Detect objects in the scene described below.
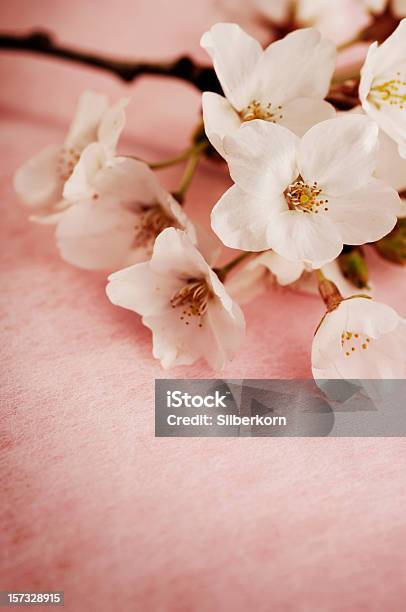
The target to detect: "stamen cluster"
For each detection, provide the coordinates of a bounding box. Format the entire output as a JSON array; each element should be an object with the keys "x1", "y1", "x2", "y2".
[
  {"x1": 170, "y1": 279, "x2": 212, "y2": 327},
  {"x1": 284, "y1": 179, "x2": 329, "y2": 214}
]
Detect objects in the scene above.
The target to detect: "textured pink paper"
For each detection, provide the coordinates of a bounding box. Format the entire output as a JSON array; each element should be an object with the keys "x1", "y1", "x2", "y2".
[{"x1": 1, "y1": 1, "x2": 406, "y2": 610}]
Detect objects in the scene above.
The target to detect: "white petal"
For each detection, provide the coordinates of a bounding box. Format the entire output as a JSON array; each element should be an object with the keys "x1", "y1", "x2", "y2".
[
  {"x1": 225, "y1": 264, "x2": 268, "y2": 305},
  {"x1": 299, "y1": 116, "x2": 379, "y2": 196},
  {"x1": 14, "y1": 145, "x2": 63, "y2": 209},
  {"x1": 200, "y1": 23, "x2": 262, "y2": 110},
  {"x1": 253, "y1": 251, "x2": 305, "y2": 285},
  {"x1": 94, "y1": 157, "x2": 163, "y2": 203},
  {"x1": 149, "y1": 228, "x2": 211, "y2": 280},
  {"x1": 30, "y1": 200, "x2": 70, "y2": 225},
  {"x1": 193, "y1": 223, "x2": 222, "y2": 267},
  {"x1": 223, "y1": 120, "x2": 299, "y2": 197},
  {"x1": 376, "y1": 127, "x2": 406, "y2": 191},
  {"x1": 312, "y1": 298, "x2": 404, "y2": 379},
  {"x1": 56, "y1": 199, "x2": 137, "y2": 270},
  {"x1": 203, "y1": 299, "x2": 245, "y2": 369},
  {"x1": 65, "y1": 91, "x2": 108, "y2": 150},
  {"x1": 254, "y1": 28, "x2": 336, "y2": 103},
  {"x1": 280, "y1": 98, "x2": 335, "y2": 137},
  {"x1": 97, "y1": 97, "x2": 129, "y2": 152},
  {"x1": 266, "y1": 210, "x2": 343, "y2": 267},
  {"x1": 368, "y1": 19, "x2": 406, "y2": 75},
  {"x1": 201, "y1": 92, "x2": 241, "y2": 157},
  {"x1": 211, "y1": 184, "x2": 285, "y2": 251},
  {"x1": 63, "y1": 143, "x2": 107, "y2": 202},
  {"x1": 107, "y1": 262, "x2": 178, "y2": 317},
  {"x1": 326, "y1": 179, "x2": 399, "y2": 244}
]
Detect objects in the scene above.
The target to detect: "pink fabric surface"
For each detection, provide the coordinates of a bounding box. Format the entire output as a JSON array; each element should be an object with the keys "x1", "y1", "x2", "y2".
[{"x1": 1, "y1": 1, "x2": 406, "y2": 610}]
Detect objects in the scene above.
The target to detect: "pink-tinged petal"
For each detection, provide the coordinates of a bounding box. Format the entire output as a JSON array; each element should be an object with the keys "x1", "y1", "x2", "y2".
[
  {"x1": 341, "y1": 297, "x2": 400, "y2": 338},
  {"x1": 253, "y1": 251, "x2": 305, "y2": 285},
  {"x1": 201, "y1": 92, "x2": 241, "y2": 157},
  {"x1": 30, "y1": 201, "x2": 70, "y2": 225},
  {"x1": 144, "y1": 293, "x2": 245, "y2": 370},
  {"x1": 312, "y1": 299, "x2": 405, "y2": 379},
  {"x1": 223, "y1": 120, "x2": 299, "y2": 198},
  {"x1": 193, "y1": 223, "x2": 222, "y2": 267},
  {"x1": 203, "y1": 299, "x2": 245, "y2": 370},
  {"x1": 14, "y1": 145, "x2": 63, "y2": 209},
  {"x1": 63, "y1": 143, "x2": 107, "y2": 202},
  {"x1": 56, "y1": 199, "x2": 137, "y2": 270},
  {"x1": 149, "y1": 228, "x2": 211, "y2": 280},
  {"x1": 211, "y1": 184, "x2": 285, "y2": 251},
  {"x1": 299, "y1": 116, "x2": 379, "y2": 196},
  {"x1": 159, "y1": 192, "x2": 197, "y2": 244},
  {"x1": 266, "y1": 210, "x2": 343, "y2": 268},
  {"x1": 254, "y1": 28, "x2": 336, "y2": 103},
  {"x1": 312, "y1": 306, "x2": 347, "y2": 372},
  {"x1": 200, "y1": 23, "x2": 262, "y2": 110},
  {"x1": 326, "y1": 179, "x2": 399, "y2": 245},
  {"x1": 376, "y1": 127, "x2": 406, "y2": 191},
  {"x1": 280, "y1": 98, "x2": 335, "y2": 137},
  {"x1": 107, "y1": 263, "x2": 178, "y2": 317},
  {"x1": 97, "y1": 98, "x2": 129, "y2": 152},
  {"x1": 65, "y1": 91, "x2": 108, "y2": 150},
  {"x1": 225, "y1": 264, "x2": 268, "y2": 305},
  {"x1": 93, "y1": 157, "x2": 162, "y2": 203}
]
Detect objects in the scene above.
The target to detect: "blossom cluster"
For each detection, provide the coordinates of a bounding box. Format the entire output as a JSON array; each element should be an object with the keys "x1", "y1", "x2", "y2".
[{"x1": 14, "y1": 13, "x2": 406, "y2": 378}]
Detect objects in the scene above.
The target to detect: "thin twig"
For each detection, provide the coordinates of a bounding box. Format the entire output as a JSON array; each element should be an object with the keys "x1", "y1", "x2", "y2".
[{"x1": 0, "y1": 30, "x2": 221, "y2": 93}]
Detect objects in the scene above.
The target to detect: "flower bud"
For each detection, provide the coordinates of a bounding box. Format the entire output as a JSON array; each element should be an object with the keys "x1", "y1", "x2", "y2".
[
  {"x1": 318, "y1": 278, "x2": 343, "y2": 312},
  {"x1": 374, "y1": 219, "x2": 406, "y2": 266},
  {"x1": 338, "y1": 246, "x2": 369, "y2": 289}
]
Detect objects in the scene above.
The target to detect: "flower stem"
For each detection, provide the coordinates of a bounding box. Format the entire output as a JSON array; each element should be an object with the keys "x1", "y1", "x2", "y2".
[
  {"x1": 172, "y1": 140, "x2": 209, "y2": 203},
  {"x1": 214, "y1": 252, "x2": 252, "y2": 281},
  {"x1": 147, "y1": 145, "x2": 198, "y2": 170},
  {"x1": 337, "y1": 35, "x2": 363, "y2": 52},
  {"x1": 0, "y1": 30, "x2": 221, "y2": 93}
]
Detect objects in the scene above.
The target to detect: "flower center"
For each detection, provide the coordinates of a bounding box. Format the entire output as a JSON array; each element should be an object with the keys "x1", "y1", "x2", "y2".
[
  {"x1": 133, "y1": 204, "x2": 174, "y2": 248},
  {"x1": 240, "y1": 100, "x2": 283, "y2": 123},
  {"x1": 284, "y1": 178, "x2": 329, "y2": 213},
  {"x1": 170, "y1": 279, "x2": 212, "y2": 327},
  {"x1": 57, "y1": 147, "x2": 81, "y2": 181},
  {"x1": 369, "y1": 72, "x2": 406, "y2": 110},
  {"x1": 341, "y1": 330, "x2": 371, "y2": 357}
]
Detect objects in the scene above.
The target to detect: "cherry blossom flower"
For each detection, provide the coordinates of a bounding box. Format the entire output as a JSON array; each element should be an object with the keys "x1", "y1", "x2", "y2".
[
  {"x1": 214, "y1": 0, "x2": 373, "y2": 45},
  {"x1": 365, "y1": 0, "x2": 406, "y2": 16},
  {"x1": 14, "y1": 91, "x2": 126, "y2": 216},
  {"x1": 56, "y1": 143, "x2": 195, "y2": 271},
  {"x1": 226, "y1": 251, "x2": 305, "y2": 304},
  {"x1": 312, "y1": 296, "x2": 406, "y2": 378},
  {"x1": 106, "y1": 228, "x2": 245, "y2": 369},
  {"x1": 211, "y1": 115, "x2": 400, "y2": 267},
  {"x1": 226, "y1": 254, "x2": 366, "y2": 305},
  {"x1": 200, "y1": 23, "x2": 336, "y2": 157},
  {"x1": 360, "y1": 19, "x2": 406, "y2": 159}
]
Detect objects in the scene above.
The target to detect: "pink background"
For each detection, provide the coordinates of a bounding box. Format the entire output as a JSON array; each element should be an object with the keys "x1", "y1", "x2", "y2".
[{"x1": 1, "y1": 1, "x2": 406, "y2": 609}]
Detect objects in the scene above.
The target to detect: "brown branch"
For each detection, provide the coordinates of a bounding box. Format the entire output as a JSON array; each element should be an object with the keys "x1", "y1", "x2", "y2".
[{"x1": 0, "y1": 30, "x2": 222, "y2": 93}]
